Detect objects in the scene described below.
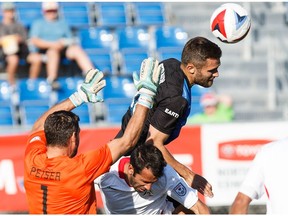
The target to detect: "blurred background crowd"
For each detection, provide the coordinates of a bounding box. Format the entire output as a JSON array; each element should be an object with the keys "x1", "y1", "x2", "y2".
[
  {"x1": 0, "y1": 2, "x2": 287, "y2": 128},
  {"x1": 1, "y1": 1, "x2": 288, "y2": 214}
]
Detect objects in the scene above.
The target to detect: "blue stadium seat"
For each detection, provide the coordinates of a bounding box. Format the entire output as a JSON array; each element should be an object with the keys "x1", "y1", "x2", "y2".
[
  {"x1": 15, "y1": 2, "x2": 42, "y2": 28},
  {"x1": 0, "y1": 105, "x2": 15, "y2": 126},
  {"x1": 157, "y1": 47, "x2": 182, "y2": 61},
  {"x1": 116, "y1": 26, "x2": 151, "y2": 51},
  {"x1": 18, "y1": 78, "x2": 53, "y2": 125},
  {"x1": 78, "y1": 27, "x2": 114, "y2": 51},
  {"x1": 133, "y1": 2, "x2": 165, "y2": 26},
  {"x1": 103, "y1": 75, "x2": 136, "y2": 123},
  {"x1": 105, "y1": 99, "x2": 130, "y2": 124},
  {"x1": 0, "y1": 80, "x2": 12, "y2": 103},
  {"x1": 20, "y1": 103, "x2": 50, "y2": 125},
  {"x1": 59, "y1": 2, "x2": 91, "y2": 29},
  {"x1": 57, "y1": 76, "x2": 83, "y2": 102},
  {"x1": 18, "y1": 78, "x2": 52, "y2": 102},
  {"x1": 72, "y1": 103, "x2": 92, "y2": 124},
  {"x1": 103, "y1": 75, "x2": 135, "y2": 99},
  {"x1": 57, "y1": 77, "x2": 93, "y2": 124},
  {"x1": 0, "y1": 80, "x2": 15, "y2": 126},
  {"x1": 85, "y1": 50, "x2": 114, "y2": 74},
  {"x1": 95, "y1": 2, "x2": 130, "y2": 27},
  {"x1": 120, "y1": 51, "x2": 149, "y2": 75},
  {"x1": 116, "y1": 26, "x2": 151, "y2": 75},
  {"x1": 155, "y1": 26, "x2": 188, "y2": 50}
]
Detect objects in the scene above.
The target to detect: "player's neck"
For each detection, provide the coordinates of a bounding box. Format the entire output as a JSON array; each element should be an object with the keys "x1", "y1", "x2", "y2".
[{"x1": 46, "y1": 146, "x2": 68, "y2": 158}]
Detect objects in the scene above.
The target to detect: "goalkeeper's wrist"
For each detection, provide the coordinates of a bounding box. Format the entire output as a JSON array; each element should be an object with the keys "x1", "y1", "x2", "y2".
[
  {"x1": 69, "y1": 92, "x2": 84, "y2": 107},
  {"x1": 136, "y1": 93, "x2": 154, "y2": 109}
]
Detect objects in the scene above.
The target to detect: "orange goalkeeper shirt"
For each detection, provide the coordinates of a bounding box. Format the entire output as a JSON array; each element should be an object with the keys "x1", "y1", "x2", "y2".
[{"x1": 24, "y1": 130, "x2": 112, "y2": 214}]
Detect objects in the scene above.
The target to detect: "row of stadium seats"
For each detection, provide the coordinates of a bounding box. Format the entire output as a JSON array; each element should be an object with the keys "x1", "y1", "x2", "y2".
[
  {"x1": 2, "y1": 25, "x2": 188, "y2": 78},
  {"x1": 0, "y1": 76, "x2": 136, "y2": 126},
  {"x1": 0, "y1": 76, "x2": 208, "y2": 126},
  {"x1": 0, "y1": 2, "x2": 166, "y2": 29},
  {"x1": 78, "y1": 25, "x2": 188, "y2": 75}
]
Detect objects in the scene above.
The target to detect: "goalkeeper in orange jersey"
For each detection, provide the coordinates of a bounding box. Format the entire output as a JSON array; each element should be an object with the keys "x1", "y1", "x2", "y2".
[{"x1": 24, "y1": 57, "x2": 162, "y2": 214}]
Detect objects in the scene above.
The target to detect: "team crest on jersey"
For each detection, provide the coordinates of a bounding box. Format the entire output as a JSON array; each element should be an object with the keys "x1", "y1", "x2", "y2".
[
  {"x1": 158, "y1": 63, "x2": 165, "y2": 84},
  {"x1": 173, "y1": 183, "x2": 186, "y2": 196}
]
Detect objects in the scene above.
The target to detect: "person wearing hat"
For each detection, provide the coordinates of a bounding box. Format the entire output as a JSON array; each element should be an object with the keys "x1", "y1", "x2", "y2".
[
  {"x1": 187, "y1": 92, "x2": 234, "y2": 124},
  {"x1": 0, "y1": 2, "x2": 41, "y2": 90},
  {"x1": 28, "y1": 2, "x2": 94, "y2": 89}
]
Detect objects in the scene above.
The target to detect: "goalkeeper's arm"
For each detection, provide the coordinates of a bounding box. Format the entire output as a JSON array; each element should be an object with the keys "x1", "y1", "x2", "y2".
[
  {"x1": 107, "y1": 57, "x2": 162, "y2": 163},
  {"x1": 31, "y1": 69, "x2": 106, "y2": 133}
]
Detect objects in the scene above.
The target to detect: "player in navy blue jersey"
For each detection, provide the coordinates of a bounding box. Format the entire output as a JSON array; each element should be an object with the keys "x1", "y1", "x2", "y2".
[{"x1": 115, "y1": 36, "x2": 222, "y2": 199}]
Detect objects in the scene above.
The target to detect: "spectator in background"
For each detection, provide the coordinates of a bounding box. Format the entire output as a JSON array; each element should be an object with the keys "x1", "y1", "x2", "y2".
[
  {"x1": 187, "y1": 92, "x2": 234, "y2": 124},
  {"x1": 230, "y1": 138, "x2": 288, "y2": 214},
  {"x1": 28, "y1": 2, "x2": 94, "y2": 89},
  {"x1": 0, "y1": 2, "x2": 41, "y2": 91}
]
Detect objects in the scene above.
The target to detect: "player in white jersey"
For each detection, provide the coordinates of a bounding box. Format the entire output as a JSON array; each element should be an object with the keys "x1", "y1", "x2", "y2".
[
  {"x1": 230, "y1": 138, "x2": 288, "y2": 214},
  {"x1": 95, "y1": 144, "x2": 210, "y2": 214}
]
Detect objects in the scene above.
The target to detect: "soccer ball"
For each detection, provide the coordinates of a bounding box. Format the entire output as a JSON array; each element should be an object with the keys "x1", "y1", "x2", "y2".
[{"x1": 210, "y1": 3, "x2": 251, "y2": 43}]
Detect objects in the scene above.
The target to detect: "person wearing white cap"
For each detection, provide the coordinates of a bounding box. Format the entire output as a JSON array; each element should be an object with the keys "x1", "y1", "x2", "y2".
[
  {"x1": 0, "y1": 2, "x2": 41, "y2": 90},
  {"x1": 187, "y1": 92, "x2": 234, "y2": 124},
  {"x1": 28, "y1": 2, "x2": 94, "y2": 89}
]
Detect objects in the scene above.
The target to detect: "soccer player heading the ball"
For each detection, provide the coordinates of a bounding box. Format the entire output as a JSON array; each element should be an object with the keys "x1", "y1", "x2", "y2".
[
  {"x1": 24, "y1": 57, "x2": 161, "y2": 214},
  {"x1": 115, "y1": 36, "x2": 222, "y2": 199}
]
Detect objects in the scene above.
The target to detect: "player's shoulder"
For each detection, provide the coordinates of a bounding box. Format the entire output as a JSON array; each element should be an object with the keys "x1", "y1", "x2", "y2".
[{"x1": 160, "y1": 58, "x2": 181, "y2": 72}]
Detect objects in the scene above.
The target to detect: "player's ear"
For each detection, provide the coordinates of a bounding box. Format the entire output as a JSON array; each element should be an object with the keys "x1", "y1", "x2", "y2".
[
  {"x1": 128, "y1": 164, "x2": 134, "y2": 175},
  {"x1": 186, "y1": 63, "x2": 196, "y2": 74}
]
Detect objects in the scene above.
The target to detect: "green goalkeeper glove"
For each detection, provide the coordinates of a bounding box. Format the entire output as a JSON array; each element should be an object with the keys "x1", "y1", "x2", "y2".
[
  {"x1": 69, "y1": 69, "x2": 106, "y2": 107},
  {"x1": 132, "y1": 57, "x2": 163, "y2": 108}
]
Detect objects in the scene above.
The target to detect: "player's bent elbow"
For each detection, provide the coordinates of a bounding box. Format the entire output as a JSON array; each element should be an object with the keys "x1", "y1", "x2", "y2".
[{"x1": 190, "y1": 200, "x2": 210, "y2": 214}]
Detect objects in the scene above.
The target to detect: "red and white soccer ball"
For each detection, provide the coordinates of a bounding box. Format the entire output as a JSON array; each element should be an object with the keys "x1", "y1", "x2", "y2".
[{"x1": 210, "y1": 3, "x2": 251, "y2": 43}]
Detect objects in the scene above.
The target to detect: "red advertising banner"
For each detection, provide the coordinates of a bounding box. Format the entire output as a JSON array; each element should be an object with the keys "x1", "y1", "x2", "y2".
[{"x1": 0, "y1": 126, "x2": 202, "y2": 213}]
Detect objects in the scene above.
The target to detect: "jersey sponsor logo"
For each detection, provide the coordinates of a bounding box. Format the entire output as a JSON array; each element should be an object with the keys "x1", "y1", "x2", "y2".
[
  {"x1": 164, "y1": 108, "x2": 179, "y2": 118},
  {"x1": 159, "y1": 63, "x2": 165, "y2": 84},
  {"x1": 29, "y1": 136, "x2": 41, "y2": 143},
  {"x1": 173, "y1": 182, "x2": 186, "y2": 196},
  {"x1": 218, "y1": 139, "x2": 272, "y2": 161}
]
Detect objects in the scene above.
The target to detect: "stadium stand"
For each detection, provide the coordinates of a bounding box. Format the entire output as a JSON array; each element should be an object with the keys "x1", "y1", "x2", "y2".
[
  {"x1": 1, "y1": 2, "x2": 288, "y2": 126},
  {"x1": 57, "y1": 76, "x2": 94, "y2": 124},
  {"x1": 59, "y1": 2, "x2": 92, "y2": 29},
  {"x1": 103, "y1": 75, "x2": 136, "y2": 123},
  {"x1": 78, "y1": 27, "x2": 116, "y2": 74},
  {"x1": 0, "y1": 80, "x2": 15, "y2": 126},
  {"x1": 95, "y1": 2, "x2": 131, "y2": 27},
  {"x1": 15, "y1": 2, "x2": 42, "y2": 28},
  {"x1": 116, "y1": 26, "x2": 151, "y2": 75},
  {"x1": 17, "y1": 78, "x2": 53, "y2": 125},
  {"x1": 132, "y1": 2, "x2": 165, "y2": 26}
]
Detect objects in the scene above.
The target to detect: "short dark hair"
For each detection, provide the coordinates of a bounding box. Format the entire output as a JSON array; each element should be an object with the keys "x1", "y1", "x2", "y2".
[
  {"x1": 181, "y1": 36, "x2": 222, "y2": 68},
  {"x1": 130, "y1": 144, "x2": 167, "y2": 178},
  {"x1": 44, "y1": 110, "x2": 80, "y2": 147}
]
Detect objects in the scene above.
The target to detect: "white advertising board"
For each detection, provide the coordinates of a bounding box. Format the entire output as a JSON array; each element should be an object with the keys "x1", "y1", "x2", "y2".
[{"x1": 201, "y1": 121, "x2": 288, "y2": 206}]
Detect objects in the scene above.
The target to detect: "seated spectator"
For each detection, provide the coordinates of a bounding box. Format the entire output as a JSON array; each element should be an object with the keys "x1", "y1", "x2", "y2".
[
  {"x1": 28, "y1": 2, "x2": 94, "y2": 89},
  {"x1": 187, "y1": 92, "x2": 234, "y2": 124},
  {"x1": 0, "y1": 2, "x2": 41, "y2": 91}
]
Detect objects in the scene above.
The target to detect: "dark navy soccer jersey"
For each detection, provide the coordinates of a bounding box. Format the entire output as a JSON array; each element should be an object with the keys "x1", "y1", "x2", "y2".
[{"x1": 115, "y1": 58, "x2": 191, "y2": 152}]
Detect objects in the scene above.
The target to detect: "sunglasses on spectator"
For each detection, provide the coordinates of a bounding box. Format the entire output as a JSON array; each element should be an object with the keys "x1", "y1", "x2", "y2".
[{"x1": 44, "y1": 9, "x2": 58, "y2": 13}]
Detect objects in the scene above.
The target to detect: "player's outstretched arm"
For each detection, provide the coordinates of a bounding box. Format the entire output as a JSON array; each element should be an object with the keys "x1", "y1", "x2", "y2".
[
  {"x1": 230, "y1": 192, "x2": 252, "y2": 214},
  {"x1": 108, "y1": 57, "x2": 161, "y2": 163},
  {"x1": 146, "y1": 125, "x2": 214, "y2": 198},
  {"x1": 31, "y1": 69, "x2": 106, "y2": 133},
  {"x1": 190, "y1": 199, "x2": 210, "y2": 214}
]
